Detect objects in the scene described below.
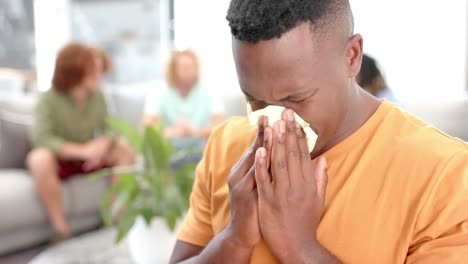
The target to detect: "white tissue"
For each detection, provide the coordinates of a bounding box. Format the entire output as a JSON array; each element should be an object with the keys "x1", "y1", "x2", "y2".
[{"x1": 247, "y1": 104, "x2": 318, "y2": 152}]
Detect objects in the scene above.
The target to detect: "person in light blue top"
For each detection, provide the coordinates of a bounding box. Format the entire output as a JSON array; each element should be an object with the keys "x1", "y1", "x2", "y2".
[
  {"x1": 143, "y1": 49, "x2": 224, "y2": 156},
  {"x1": 357, "y1": 53, "x2": 401, "y2": 106}
]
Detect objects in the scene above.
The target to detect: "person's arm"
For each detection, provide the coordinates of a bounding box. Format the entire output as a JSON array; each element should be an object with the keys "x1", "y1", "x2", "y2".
[
  {"x1": 142, "y1": 90, "x2": 183, "y2": 137},
  {"x1": 170, "y1": 148, "x2": 247, "y2": 263},
  {"x1": 171, "y1": 228, "x2": 255, "y2": 264},
  {"x1": 97, "y1": 91, "x2": 117, "y2": 142},
  {"x1": 142, "y1": 114, "x2": 160, "y2": 128},
  {"x1": 143, "y1": 114, "x2": 186, "y2": 138},
  {"x1": 191, "y1": 92, "x2": 225, "y2": 138},
  {"x1": 66, "y1": 92, "x2": 113, "y2": 165},
  {"x1": 57, "y1": 143, "x2": 89, "y2": 160},
  {"x1": 31, "y1": 94, "x2": 89, "y2": 160},
  {"x1": 284, "y1": 243, "x2": 341, "y2": 264},
  {"x1": 253, "y1": 111, "x2": 341, "y2": 264},
  {"x1": 406, "y1": 149, "x2": 468, "y2": 263},
  {"x1": 170, "y1": 118, "x2": 268, "y2": 263},
  {"x1": 142, "y1": 90, "x2": 163, "y2": 130}
]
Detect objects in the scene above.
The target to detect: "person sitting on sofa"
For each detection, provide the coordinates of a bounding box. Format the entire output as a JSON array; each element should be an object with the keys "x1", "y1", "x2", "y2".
[
  {"x1": 27, "y1": 43, "x2": 135, "y2": 239},
  {"x1": 143, "y1": 49, "x2": 224, "y2": 162},
  {"x1": 356, "y1": 53, "x2": 400, "y2": 104}
]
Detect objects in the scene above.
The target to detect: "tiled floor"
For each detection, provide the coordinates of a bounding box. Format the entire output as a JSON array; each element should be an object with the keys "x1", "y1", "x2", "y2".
[
  {"x1": 0, "y1": 244, "x2": 47, "y2": 264},
  {"x1": 0, "y1": 226, "x2": 102, "y2": 264},
  {"x1": 0, "y1": 221, "x2": 178, "y2": 264}
]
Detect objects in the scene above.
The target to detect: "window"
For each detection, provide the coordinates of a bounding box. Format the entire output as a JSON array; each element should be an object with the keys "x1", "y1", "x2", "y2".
[
  {"x1": 0, "y1": 0, "x2": 36, "y2": 94},
  {"x1": 71, "y1": 0, "x2": 174, "y2": 84}
]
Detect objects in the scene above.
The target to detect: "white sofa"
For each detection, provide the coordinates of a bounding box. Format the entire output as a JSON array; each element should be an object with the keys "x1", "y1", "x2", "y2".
[
  {"x1": 0, "y1": 86, "x2": 466, "y2": 255},
  {"x1": 0, "y1": 88, "x2": 247, "y2": 255},
  {"x1": 0, "y1": 95, "x2": 108, "y2": 254}
]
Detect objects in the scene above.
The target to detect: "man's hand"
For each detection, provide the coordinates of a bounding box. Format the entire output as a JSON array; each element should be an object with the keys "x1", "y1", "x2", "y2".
[
  {"x1": 254, "y1": 109, "x2": 333, "y2": 263},
  {"x1": 225, "y1": 116, "x2": 268, "y2": 251},
  {"x1": 82, "y1": 137, "x2": 112, "y2": 170}
]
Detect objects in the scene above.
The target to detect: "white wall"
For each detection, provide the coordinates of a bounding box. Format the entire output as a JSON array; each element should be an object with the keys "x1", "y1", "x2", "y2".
[
  {"x1": 352, "y1": 0, "x2": 467, "y2": 102},
  {"x1": 34, "y1": 0, "x2": 71, "y2": 91},
  {"x1": 174, "y1": 0, "x2": 468, "y2": 102},
  {"x1": 32, "y1": 1, "x2": 468, "y2": 99},
  {"x1": 174, "y1": 0, "x2": 240, "y2": 97}
]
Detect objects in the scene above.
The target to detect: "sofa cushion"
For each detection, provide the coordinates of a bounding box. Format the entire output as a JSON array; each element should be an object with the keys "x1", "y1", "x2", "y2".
[
  {"x1": 0, "y1": 169, "x2": 107, "y2": 233},
  {"x1": 67, "y1": 174, "x2": 108, "y2": 217},
  {"x1": 405, "y1": 98, "x2": 468, "y2": 141},
  {"x1": 0, "y1": 169, "x2": 54, "y2": 232},
  {"x1": 0, "y1": 95, "x2": 36, "y2": 168}
]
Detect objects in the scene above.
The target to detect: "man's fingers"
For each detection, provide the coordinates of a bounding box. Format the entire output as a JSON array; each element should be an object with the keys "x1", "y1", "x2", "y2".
[
  {"x1": 237, "y1": 165, "x2": 256, "y2": 192},
  {"x1": 283, "y1": 109, "x2": 302, "y2": 186},
  {"x1": 229, "y1": 116, "x2": 267, "y2": 186},
  {"x1": 255, "y1": 147, "x2": 272, "y2": 197},
  {"x1": 296, "y1": 122, "x2": 313, "y2": 180},
  {"x1": 271, "y1": 120, "x2": 289, "y2": 190},
  {"x1": 314, "y1": 156, "x2": 328, "y2": 204},
  {"x1": 240, "y1": 115, "x2": 267, "y2": 168},
  {"x1": 263, "y1": 126, "x2": 273, "y2": 169}
]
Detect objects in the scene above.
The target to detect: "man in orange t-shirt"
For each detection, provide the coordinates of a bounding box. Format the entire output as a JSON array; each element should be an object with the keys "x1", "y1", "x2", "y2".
[{"x1": 169, "y1": 0, "x2": 468, "y2": 263}]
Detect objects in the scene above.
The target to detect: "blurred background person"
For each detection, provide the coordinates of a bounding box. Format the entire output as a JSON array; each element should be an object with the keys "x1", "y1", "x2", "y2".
[
  {"x1": 357, "y1": 53, "x2": 400, "y2": 104},
  {"x1": 26, "y1": 43, "x2": 135, "y2": 240},
  {"x1": 143, "y1": 49, "x2": 224, "y2": 162}
]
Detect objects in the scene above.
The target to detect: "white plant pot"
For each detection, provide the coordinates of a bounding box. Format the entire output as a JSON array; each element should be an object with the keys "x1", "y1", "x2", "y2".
[{"x1": 127, "y1": 216, "x2": 179, "y2": 264}]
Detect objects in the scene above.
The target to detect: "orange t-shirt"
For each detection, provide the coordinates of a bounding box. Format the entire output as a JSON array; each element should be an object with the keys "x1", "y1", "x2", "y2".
[{"x1": 178, "y1": 100, "x2": 468, "y2": 263}]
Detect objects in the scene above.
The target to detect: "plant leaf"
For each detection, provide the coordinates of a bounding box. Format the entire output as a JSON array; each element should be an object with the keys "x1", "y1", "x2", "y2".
[
  {"x1": 174, "y1": 172, "x2": 193, "y2": 203},
  {"x1": 181, "y1": 162, "x2": 197, "y2": 173},
  {"x1": 115, "y1": 208, "x2": 138, "y2": 244},
  {"x1": 143, "y1": 126, "x2": 170, "y2": 171},
  {"x1": 164, "y1": 210, "x2": 177, "y2": 231},
  {"x1": 162, "y1": 185, "x2": 184, "y2": 231},
  {"x1": 87, "y1": 168, "x2": 113, "y2": 180},
  {"x1": 141, "y1": 207, "x2": 154, "y2": 226},
  {"x1": 174, "y1": 163, "x2": 196, "y2": 202},
  {"x1": 142, "y1": 126, "x2": 170, "y2": 205},
  {"x1": 100, "y1": 173, "x2": 137, "y2": 226},
  {"x1": 107, "y1": 117, "x2": 143, "y2": 152},
  {"x1": 115, "y1": 173, "x2": 137, "y2": 193},
  {"x1": 100, "y1": 188, "x2": 115, "y2": 226},
  {"x1": 120, "y1": 186, "x2": 138, "y2": 211}
]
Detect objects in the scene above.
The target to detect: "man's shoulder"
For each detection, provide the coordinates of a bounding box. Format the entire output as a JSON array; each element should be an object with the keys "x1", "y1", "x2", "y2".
[
  {"x1": 209, "y1": 116, "x2": 256, "y2": 151},
  {"x1": 389, "y1": 106, "x2": 467, "y2": 168},
  {"x1": 203, "y1": 116, "x2": 256, "y2": 172}
]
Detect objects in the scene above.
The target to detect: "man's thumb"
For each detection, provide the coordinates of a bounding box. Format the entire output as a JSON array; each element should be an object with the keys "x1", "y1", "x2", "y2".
[{"x1": 314, "y1": 156, "x2": 328, "y2": 204}]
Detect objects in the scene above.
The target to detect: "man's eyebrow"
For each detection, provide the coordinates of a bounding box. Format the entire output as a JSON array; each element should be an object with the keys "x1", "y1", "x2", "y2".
[
  {"x1": 241, "y1": 87, "x2": 316, "y2": 102},
  {"x1": 277, "y1": 88, "x2": 312, "y2": 101}
]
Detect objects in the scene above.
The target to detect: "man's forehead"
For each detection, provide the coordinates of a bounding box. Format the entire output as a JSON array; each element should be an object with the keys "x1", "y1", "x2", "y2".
[
  {"x1": 232, "y1": 23, "x2": 336, "y2": 102},
  {"x1": 233, "y1": 23, "x2": 319, "y2": 59}
]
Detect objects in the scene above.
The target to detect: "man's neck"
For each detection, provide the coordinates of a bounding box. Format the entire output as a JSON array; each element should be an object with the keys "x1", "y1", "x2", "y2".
[{"x1": 313, "y1": 84, "x2": 380, "y2": 159}]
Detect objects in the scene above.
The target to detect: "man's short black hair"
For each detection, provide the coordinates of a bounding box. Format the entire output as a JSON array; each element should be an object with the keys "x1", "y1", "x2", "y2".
[{"x1": 226, "y1": 0, "x2": 351, "y2": 43}]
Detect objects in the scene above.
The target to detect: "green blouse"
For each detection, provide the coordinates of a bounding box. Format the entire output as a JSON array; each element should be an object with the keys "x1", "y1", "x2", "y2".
[{"x1": 30, "y1": 88, "x2": 110, "y2": 153}]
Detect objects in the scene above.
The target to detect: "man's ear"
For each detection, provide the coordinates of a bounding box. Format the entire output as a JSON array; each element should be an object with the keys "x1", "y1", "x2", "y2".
[{"x1": 345, "y1": 34, "x2": 363, "y2": 78}]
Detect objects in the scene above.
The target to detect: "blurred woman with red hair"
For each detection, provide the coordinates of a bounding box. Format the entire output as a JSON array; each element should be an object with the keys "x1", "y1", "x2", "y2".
[{"x1": 27, "y1": 43, "x2": 135, "y2": 239}]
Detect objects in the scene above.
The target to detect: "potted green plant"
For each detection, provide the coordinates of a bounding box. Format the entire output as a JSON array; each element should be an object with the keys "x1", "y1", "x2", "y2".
[{"x1": 90, "y1": 118, "x2": 196, "y2": 263}]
